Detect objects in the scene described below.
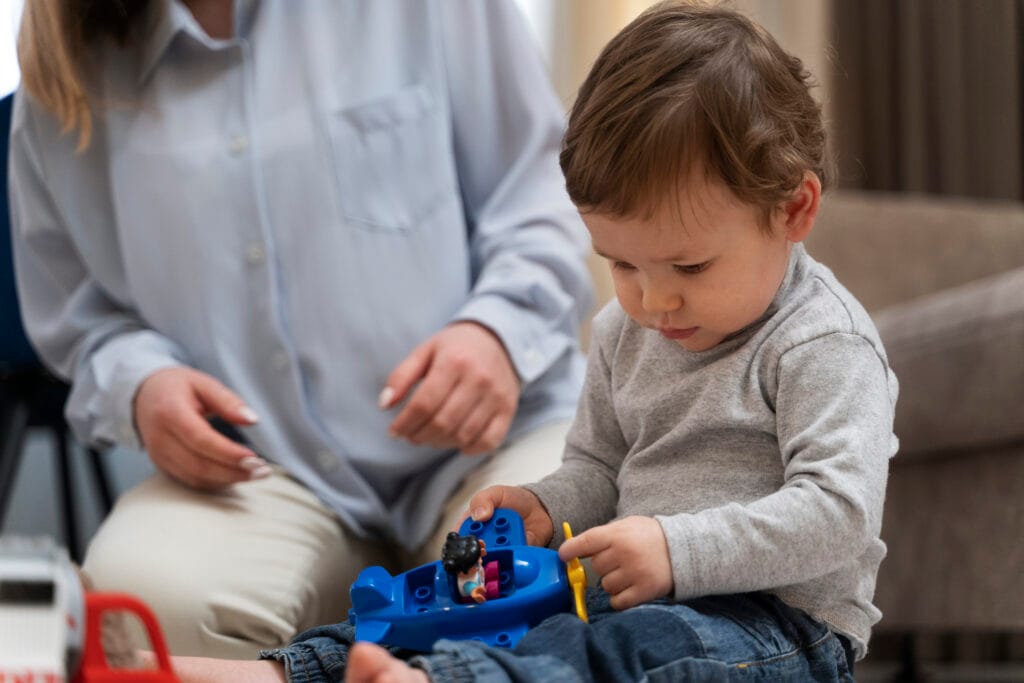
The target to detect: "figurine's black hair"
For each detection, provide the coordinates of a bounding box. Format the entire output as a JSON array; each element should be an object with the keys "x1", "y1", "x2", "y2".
[{"x1": 441, "y1": 532, "x2": 482, "y2": 574}]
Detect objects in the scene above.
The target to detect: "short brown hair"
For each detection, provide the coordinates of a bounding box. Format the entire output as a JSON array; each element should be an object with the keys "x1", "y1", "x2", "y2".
[{"x1": 561, "y1": 1, "x2": 833, "y2": 225}]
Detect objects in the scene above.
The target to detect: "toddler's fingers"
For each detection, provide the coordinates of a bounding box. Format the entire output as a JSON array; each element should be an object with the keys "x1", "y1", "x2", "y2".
[
  {"x1": 559, "y1": 527, "x2": 611, "y2": 561},
  {"x1": 452, "y1": 508, "x2": 473, "y2": 532},
  {"x1": 467, "y1": 485, "x2": 532, "y2": 522},
  {"x1": 586, "y1": 548, "x2": 620, "y2": 579},
  {"x1": 467, "y1": 488, "x2": 502, "y2": 522},
  {"x1": 597, "y1": 567, "x2": 629, "y2": 596},
  {"x1": 608, "y1": 585, "x2": 648, "y2": 611}
]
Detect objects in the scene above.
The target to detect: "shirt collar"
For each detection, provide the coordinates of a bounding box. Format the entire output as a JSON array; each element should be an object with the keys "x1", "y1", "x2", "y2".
[
  {"x1": 135, "y1": 0, "x2": 260, "y2": 87},
  {"x1": 135, "y1": 0, "x2": 193, "y2": 87},
  {"x1": 754, "y1": 242, "x2": 805, "y2": 326}
]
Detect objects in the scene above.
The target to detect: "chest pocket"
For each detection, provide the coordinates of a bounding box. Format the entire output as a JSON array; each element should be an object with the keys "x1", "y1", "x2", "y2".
[{"x1": 329, "y1": 84, "x2": 456, "y2": 231}]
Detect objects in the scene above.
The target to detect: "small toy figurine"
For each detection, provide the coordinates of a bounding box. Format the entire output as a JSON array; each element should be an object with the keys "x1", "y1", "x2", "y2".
[{"x1": 442, "y1": 532, "x2": 495, "y2": 604}]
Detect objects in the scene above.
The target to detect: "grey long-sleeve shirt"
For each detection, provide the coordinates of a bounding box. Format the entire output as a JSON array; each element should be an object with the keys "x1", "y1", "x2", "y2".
[{"x1": 527, "y1": 244, "x2": 899, "y2": 656}]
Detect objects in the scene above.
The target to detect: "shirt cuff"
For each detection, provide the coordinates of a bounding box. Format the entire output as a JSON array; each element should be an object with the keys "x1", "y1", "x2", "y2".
[
  {"x1": 67, "y1": 330, "x2": 187, "y2": 450},
  {"x1": 656, "y1": 513, "x2": 710, "y2": 602},
  {"x1": 453, "y1": 294, "x2": 572, "y2": 387}
]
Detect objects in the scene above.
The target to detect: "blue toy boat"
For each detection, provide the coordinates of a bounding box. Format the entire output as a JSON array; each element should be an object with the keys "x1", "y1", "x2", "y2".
[{"x1": 349, "y1": 510, "x2": 583, "y2": 651}]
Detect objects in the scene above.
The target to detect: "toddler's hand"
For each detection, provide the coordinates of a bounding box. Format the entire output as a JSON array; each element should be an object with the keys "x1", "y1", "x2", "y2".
[
  {"x1": 134, "y1": 367, "x2": 268, "y2": 490},
  {"x1": 463, "y1": 485, "x2": 555, "y2": 548},
  {"x1": 558, "y1": 516, "x2": 673, "y2": 610}
]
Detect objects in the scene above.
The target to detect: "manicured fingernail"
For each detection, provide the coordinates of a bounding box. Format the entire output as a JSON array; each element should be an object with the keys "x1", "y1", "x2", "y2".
[
  {"x1": 238, "y1": 406, "x2": 260, "y2": 424},
  {"x1": 378, "y1": 387, "x2": 394, "y2": 409},
  {"x1": 239, "y1": 456, "x2": 266, "y2": 471},
  {"x1": 249, "y1": 465, "x2": 273, "y2": 479}
]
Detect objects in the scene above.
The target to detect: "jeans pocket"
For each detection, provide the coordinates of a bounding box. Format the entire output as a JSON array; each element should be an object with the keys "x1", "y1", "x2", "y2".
[
  {"x1": 697, "y1": 594, "x2": 801, "y2": 658},
  {"x1": 328, "y1": 83, "x2": 457, "y2": 231}
]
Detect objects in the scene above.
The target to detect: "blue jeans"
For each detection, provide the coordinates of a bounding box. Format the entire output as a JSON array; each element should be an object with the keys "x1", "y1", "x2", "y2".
[{"x1": 261, "y1": 590, "x2": 855, "y2": 682}]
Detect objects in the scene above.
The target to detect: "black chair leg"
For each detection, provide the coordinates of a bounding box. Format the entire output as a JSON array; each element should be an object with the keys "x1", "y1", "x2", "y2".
[
  {"x1": 2, "y1": 374, "x2": 116, "y2": 557},
  {"x1": 55, "y1": 425, "x2": 82, "y2": 563},
  {"x1": 0, "y1": 398, "x2": 31, "y2": 530},
  {"x1": 85, "y1": 447, "x2": 114, "y2": 516},
  {"x1": 894, "y1": 633, "x2": 925, "y2": 682}
]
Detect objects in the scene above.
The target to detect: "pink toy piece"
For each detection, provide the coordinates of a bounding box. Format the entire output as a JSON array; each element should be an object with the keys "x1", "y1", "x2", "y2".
[{"x1": 484, "y1": 560, "x2": 501, "y2": 599}]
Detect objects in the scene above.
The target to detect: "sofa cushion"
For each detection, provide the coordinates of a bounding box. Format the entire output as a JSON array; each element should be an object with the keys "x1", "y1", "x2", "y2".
[
  {"x1": 874, "y1": 443, "x2": 1024, "y2": 630},
  {"x1": 809, "y1": 191, "x2": 1024, "y2": 311},
  {"x1": 874, "y1": 266, "x2": 1024, "y2": 461}
]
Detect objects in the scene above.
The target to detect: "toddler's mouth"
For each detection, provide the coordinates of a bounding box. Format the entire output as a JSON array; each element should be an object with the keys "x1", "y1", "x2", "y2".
[{"x1": 658, "y1": 326, "x2": 698, "y2": 340}]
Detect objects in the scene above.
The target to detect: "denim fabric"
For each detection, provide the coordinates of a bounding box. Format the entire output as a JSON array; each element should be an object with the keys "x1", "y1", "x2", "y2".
[{"x1": 260, "y1": 589, "x2": 855, "y2": 682}]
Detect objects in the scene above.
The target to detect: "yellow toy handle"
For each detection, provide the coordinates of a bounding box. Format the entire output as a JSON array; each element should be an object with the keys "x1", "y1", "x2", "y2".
[{"x1": 562, "y1": 522, "x2": 589, "y2": 623}]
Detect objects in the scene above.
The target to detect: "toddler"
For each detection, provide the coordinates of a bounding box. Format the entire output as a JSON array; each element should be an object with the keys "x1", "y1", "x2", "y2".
[{"x1": 168, "y1": 2, "x2": 898, "y2": 681}]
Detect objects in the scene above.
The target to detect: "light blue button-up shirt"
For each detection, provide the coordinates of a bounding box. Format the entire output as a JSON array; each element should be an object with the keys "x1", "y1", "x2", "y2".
[{"x1": 9, "y1": 0, "x2": 592, "y2": 548}]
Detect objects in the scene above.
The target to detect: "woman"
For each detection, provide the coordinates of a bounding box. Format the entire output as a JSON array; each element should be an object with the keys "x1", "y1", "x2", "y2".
[{"x1": 11, "y1": 0, "x2": 592, "y2": 658}]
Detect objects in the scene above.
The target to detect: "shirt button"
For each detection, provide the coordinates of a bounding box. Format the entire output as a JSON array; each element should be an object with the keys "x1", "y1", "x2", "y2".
[
  {"x1": 229, "y1": 135, "x2": 249, "y2": 155},
  {"x1": 317, "y1": 450, "x2": 338, "y2": 471},
  {"x1": 272, "y1": 351, "x2": 289, "y2": 370},
  {"x1": 245, "y1": 243, "x2": 265, "y2": 265}
]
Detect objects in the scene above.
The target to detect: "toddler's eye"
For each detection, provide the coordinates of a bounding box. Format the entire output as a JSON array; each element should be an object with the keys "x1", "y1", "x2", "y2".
[
  {"x1": 611, "y1": 261, "x2": 636, "y2": 271},
  {"x1": 674, "y1": 262, "x2": 710, "y2": 275}
]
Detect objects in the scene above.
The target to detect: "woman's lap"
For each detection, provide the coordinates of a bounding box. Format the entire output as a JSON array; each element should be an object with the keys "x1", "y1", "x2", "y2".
[
  {"x1": 80, "y1": 420, "x2": 572, "y2": 659},
  {"x1": 82, "y1": 468, "x2": 387, "y2": 658}
]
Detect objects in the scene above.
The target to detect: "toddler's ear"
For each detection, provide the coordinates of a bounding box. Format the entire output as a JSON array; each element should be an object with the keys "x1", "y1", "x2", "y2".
[{"x1": 780, "y1": 172, "x2": 821, "y2": 243}]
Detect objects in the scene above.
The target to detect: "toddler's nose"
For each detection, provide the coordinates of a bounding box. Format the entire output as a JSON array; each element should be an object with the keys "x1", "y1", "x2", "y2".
[{"x1": 642, "y1": 285, "x2": 683, "y2": 313}]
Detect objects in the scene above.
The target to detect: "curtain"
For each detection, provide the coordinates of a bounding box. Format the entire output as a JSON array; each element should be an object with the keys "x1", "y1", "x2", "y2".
[{"x1": 830, "y1": 0, "x2": 1024, "y2": 201}]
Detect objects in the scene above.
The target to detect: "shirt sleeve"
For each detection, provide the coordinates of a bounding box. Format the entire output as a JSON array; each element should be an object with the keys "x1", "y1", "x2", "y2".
[
  {"x1": 524, "y1": 314, "x2": 627, "y2": 546},
  {"x1": 9, "y1": 95, "x2": 187, "y2": 450},
  {"x1": 438, "y1": 0, "x2": 594, "y2": 387},
  {"x1": 656, "y1": 333, "x2": 898, "y2": 600}
]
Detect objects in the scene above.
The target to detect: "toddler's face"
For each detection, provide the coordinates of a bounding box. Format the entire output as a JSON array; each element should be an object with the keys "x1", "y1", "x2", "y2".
[{"x1": 584, "y1": 175, "x2": 795, "y2": 352}]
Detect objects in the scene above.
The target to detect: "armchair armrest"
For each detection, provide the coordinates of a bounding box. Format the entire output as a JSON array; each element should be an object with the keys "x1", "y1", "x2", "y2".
[
  {"x1": 874, "y1": 266, "x2": 1024, "y2": 460},
  {"x1": 807, "y1": 191, "x2": 1024, "y2": 311}
]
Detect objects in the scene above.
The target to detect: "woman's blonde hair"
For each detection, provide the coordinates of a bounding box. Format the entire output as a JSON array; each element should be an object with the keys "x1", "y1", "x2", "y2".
[{"x1": 17, "y1": 0, "x2": 148, "y2": 151}]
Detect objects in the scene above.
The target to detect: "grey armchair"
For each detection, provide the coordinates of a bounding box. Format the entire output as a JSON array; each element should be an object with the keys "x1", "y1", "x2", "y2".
[{"x1": 807, "y1": 191, "x2": 1024, "y2": 642}]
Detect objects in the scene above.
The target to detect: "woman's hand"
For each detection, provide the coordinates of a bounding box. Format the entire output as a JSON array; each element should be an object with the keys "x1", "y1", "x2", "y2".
[
  {"x1": 380, "y1": 322, "x2": 520, "y2": 455},
  {"x1": 558, "y1": 516, "x2": 674, "y2": 610},
  {"x1": 464, "y1": 485, "x2": 554, "y2": 548},
  {"x1": 133, "y1": 367, "x2": 269, "y2": 490}
]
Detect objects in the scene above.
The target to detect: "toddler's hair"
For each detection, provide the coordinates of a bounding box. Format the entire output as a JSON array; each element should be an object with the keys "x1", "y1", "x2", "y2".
[{"x1": 561, "y1": 0, "x2": 834, "y2": 226}]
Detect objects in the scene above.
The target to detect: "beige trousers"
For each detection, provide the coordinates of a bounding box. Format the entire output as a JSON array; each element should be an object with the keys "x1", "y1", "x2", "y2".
[{"x1": 82, "y1": 420, "x2": 570, "y2": 659}]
